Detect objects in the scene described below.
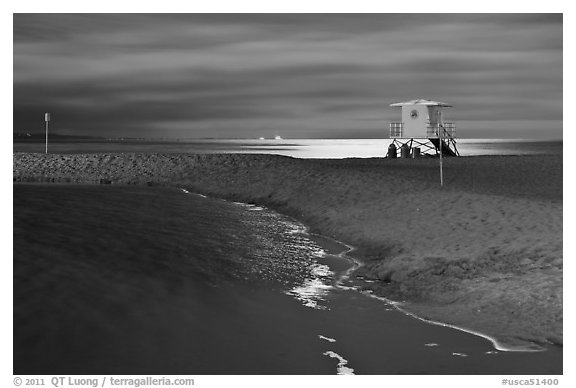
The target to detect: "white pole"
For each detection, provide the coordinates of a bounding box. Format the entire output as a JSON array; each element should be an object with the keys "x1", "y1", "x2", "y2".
[
  {"x1": 45, "y1": 112, "x2": 50, "y2": 154},
  {"x1": 438, "y1": 110, "x2": 443, "y2": 187}
]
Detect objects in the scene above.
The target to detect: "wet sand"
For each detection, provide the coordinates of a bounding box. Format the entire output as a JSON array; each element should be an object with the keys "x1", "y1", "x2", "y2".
[{"x1": 13, "y1": 152, "x2": 562, "y2": 350}]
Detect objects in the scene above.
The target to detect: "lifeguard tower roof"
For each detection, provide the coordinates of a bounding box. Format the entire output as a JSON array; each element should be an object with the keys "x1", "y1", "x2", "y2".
[{"x1": 390, "y1": 99, "x2": 452, "y2": 107}]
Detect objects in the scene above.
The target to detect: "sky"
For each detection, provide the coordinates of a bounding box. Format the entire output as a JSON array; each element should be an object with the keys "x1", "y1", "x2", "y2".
[{"x1": 13, "y1": 13, "x2": 563, "y2": 139}]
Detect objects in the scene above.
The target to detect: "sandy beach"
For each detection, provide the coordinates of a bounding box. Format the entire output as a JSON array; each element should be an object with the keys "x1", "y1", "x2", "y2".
[{"x1": 13, "y1": 152, "x2": 562, "y2": 350}]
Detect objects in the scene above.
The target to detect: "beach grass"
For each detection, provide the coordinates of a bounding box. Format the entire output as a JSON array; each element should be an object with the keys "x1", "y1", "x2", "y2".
[{"x1": 13, "y1": 152, "x2": 562, "y2": 350}]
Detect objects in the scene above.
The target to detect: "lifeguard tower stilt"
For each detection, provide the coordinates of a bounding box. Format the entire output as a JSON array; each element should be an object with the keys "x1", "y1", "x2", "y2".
[{"x1": 387, "y1": 99, "x2": 459, "y2": 158}]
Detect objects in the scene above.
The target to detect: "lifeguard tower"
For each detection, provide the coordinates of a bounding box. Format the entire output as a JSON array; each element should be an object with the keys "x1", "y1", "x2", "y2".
[{"x1": 388, "y1": 99, "x2": 459, "y2": 157}]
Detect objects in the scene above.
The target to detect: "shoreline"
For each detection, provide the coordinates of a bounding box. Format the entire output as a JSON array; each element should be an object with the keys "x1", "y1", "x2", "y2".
[
  {"x1": 168, "y1": 186, "x2": 555, "y2": 352},
  {"x1": 12, "y1": 152, "x2": 562, "y2": 350},
  {"x1": 305, "y1": 225, "x2": 545, "y2": 352}
]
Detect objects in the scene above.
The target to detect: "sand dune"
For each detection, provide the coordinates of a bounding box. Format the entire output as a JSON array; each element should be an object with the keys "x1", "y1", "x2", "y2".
[{"x1": 13, "y1": 152, "x2": 562, "y2": 349}]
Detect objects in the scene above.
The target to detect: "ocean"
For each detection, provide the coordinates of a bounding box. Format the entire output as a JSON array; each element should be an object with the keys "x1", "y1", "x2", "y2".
[
  {"x1": 13, "y1": 184, "x2": 562, "y2": 375},
  {"x1": 13, "y1": 138, "x2": 562, "y2": 158}
]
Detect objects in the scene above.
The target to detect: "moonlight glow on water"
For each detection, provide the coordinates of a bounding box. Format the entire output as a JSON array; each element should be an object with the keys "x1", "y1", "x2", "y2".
[{"x1": 12, "y1": 138, "x2": 562, "y2": 158}]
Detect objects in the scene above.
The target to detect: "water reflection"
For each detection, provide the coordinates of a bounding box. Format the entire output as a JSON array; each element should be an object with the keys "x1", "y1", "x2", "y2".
[
  {"x1": 13, "y1": 138, "x2": 561, "y2": 158},
  {"x1": 239, "y1": 138, "x2": 561, "y2": 158}
]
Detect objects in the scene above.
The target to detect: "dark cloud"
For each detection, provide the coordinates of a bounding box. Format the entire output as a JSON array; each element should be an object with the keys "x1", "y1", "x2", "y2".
[{"x1": 13, "y1": 14, "x2": 562, "y2": 139}]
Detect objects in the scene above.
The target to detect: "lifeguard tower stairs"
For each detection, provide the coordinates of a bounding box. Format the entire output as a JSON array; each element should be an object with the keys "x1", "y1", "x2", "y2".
[{"x1": 388, "y1": 99, "x2": 459, "y2": 158}]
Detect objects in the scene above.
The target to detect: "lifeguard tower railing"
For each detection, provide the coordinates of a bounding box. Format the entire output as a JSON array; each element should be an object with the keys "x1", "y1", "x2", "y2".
[
  {"x1": 426, "y1": 122, "x2": 455, "y2": 138},
  {"x1": 389, "y1": 120, "x2": 456, "y2": 139},
  {"x1": 389, "y1": 122, "x2": 404, "y2": 138},
  {"x1": 388, "y1": 120, "x2": 459, "y2": 156}
]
